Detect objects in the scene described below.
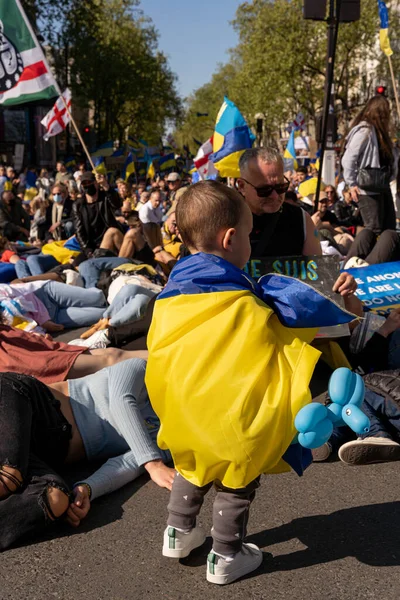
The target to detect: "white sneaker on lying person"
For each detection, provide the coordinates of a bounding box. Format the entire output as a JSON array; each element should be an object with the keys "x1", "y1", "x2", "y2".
[
  {"x1": 68, "y1": 329, "x2": 110, "y2": 349},
  {"x1": 344, "y1": 256, "x2": 369, "y2": 269},
  {"x1": 338, "y1": 437, "x2": 400, "y2": 465},
  {"x1": 64, "y1": 269, "x2": 84, "y2": 287}
]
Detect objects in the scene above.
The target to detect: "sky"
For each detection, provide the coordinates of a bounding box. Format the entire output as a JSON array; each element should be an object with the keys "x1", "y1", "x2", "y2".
[{"x1": 142, "y1": 0, "x2": 243, "y2": 99}]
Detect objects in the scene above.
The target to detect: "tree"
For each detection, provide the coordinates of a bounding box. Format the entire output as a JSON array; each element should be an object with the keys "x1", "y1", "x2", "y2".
[
  {"x1": 21, "y1": 0, "x2": 182, "y2": 144},
  {"x1": 175, "y1": 0, "x2": 400, "y2": 145}
]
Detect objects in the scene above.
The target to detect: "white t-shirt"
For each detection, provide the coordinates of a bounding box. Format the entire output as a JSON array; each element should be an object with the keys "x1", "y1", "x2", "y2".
[{"x1": 138, "y1": 200, "x2": 163, "y2": 224}]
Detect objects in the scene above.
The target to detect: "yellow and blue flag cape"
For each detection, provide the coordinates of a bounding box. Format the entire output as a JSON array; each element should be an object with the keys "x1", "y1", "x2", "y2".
[
  {"x1": 378, "y1": 0, "x2": 393, "y2": 57},
  {"x1": 283, "y1": 130, "x2": 298, "y2": 170},
  {"x1": 146, "y1": 253, "x2": 355, "y2": 489},
  {"x1": 210, "y1": 97, "x2": 255, "y2": 178}
]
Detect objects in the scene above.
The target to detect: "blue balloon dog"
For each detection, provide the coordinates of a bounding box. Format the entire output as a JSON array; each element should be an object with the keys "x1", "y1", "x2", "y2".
[{"x1": 294, "y1": 368, "x2": 371, "y2": 450}]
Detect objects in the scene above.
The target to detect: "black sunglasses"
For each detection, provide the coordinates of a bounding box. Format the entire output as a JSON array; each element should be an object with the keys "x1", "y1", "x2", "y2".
[{"x1": 240, "y1": 176, "x2": 290, "y2": 198}]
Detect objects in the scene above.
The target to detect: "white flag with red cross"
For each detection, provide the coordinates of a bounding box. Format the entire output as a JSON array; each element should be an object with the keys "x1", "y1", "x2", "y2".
[
  {"x1": 292, "y1": 112, "x2": 305, "y2": 131},
  {"x1": 193, "y1": 136, "x2": 218, "y2": 180},
  {"x1": 41, "y1": 88, "x2": 71, "y2": 141}
]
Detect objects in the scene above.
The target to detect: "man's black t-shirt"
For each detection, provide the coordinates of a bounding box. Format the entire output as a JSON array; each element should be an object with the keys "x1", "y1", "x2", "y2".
[{"x1": 250, "y1": 202, "x2": 306, "y2": 257}]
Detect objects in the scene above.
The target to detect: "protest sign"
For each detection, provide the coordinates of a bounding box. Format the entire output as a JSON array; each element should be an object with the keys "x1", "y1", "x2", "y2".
[
  {"x1": 346, "y1": 260, "x2": 400, "y2": 316},
  {"x1": 244, "y1": 255, "x2": 343, "y2": 306}
]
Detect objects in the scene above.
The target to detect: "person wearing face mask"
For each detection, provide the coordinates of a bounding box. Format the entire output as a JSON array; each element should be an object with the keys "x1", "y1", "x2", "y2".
[
  {"x1": 49, "y1": 183, "x2": 74, "y2": 241},
  {"x1": 72, "y1": 171, "x2": 126, "y2": 259},
  {"x1": 0, "y1": 190, "x2": 30, "y2": 241}
]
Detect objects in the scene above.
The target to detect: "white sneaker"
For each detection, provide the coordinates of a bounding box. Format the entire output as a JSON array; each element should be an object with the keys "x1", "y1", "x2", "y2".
[
  {"x1": 339, "y1": 437, "x2": 400, "y2": 465},
  {"x1": 206, "y1": 543, "x2": 263, "y2": 585},
  {"x1": 162, "y1": 526, "x2": 206, "y2": 558}
]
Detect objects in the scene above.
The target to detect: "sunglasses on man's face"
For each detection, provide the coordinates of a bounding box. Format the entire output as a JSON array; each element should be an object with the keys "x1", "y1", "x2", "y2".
[{"x1": 240, "y1": 176, "x2": 290, "y2": 198}]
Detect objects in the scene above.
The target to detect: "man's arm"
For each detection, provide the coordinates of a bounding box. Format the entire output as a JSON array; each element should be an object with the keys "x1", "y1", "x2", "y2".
[
  {"x1": 0, "y1": 207, "x2": 20, "y2": 237},
  {"x1": 302, "y1": 211, "x2": 322, "y2": 256},
  {"x1": 19, "y1": 205, "x2": 30, "y2": 231}
]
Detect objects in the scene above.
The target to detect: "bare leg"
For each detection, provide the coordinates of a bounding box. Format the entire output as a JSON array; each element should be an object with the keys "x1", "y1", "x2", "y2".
[
  {"x1": 119, "y1": 228, "x2": 146, "y2": 259},
  {"x1": 45, "y1": 487, "x2": 70, "y2": 520},
  {"x1": 66, "y1": 347, "x2": 148, "y2": 379},
  {"x1": 0, "y1": 466, "x2": 23, "y2": 499},
  {"x1": 100, "y1": 227, "x2": 124, "y2": 254}
]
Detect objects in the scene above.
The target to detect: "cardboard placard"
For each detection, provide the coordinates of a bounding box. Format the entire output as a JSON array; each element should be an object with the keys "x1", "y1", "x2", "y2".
[{"x1": 244, "y1": 255, "x2": 343, "y2": 306}]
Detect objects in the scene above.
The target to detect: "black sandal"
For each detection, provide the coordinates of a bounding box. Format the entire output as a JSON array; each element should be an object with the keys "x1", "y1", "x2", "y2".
[{"x1": 0, "y1": 468, "x2": 22, "y2": 494}]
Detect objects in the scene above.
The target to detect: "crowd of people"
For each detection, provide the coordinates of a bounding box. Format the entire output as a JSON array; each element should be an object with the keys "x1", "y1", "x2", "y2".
[{"x1": 1, "y1": 95, "x2": 400, "y2": 586}]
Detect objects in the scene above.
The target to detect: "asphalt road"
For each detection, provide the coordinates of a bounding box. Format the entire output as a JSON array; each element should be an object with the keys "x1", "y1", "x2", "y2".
[{"x1": 2, "y1": 332, "x2": 400, "y2": 599}]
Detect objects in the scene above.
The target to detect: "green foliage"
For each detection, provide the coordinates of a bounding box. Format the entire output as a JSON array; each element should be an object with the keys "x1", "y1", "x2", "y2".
[
  {"x1": 21, "y1": 0, "x2": 182, "y2": 144},
  {"x1": 175, "y1": 0, "x2": 400, "y2": 145}
]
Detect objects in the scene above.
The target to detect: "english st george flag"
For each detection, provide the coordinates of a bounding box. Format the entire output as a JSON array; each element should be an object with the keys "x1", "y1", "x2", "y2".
[
  {"x1": 0, "y1": 0, "x2": 58, "y2": 106},
  {"x1": 193, "y1": 137, "x2": 218, "y2": 180},
  {"x1": 41, "y1": 89, "x2": 71, "y2": 141}
]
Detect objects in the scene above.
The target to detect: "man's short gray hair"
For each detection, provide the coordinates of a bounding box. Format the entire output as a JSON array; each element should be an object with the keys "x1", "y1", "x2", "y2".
[{"x1": 239, "y1": 147, "x2": 283, "y2": 174}]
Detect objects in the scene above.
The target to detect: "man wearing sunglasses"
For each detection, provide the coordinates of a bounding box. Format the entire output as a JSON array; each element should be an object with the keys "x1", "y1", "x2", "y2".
[
  {"x1": 237, "y1": 147, "x2": 321, "y2": 258},
  {"x1": 237, "y1": 147, "x2": 357, "y2": 297}
]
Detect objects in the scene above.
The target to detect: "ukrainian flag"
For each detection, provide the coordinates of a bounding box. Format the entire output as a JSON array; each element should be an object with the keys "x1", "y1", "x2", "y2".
[
  {"x1": 128, "y1": 135, "x2": 140, "y2": 148},
  {"x1": 137, "y1": 160, "x2": 147, "y2": 176},
  {"x1": 284, "y1": 130, "x2": 298, "y2": 170},
  {"x1": 92, "y1": 156, "x2": 107, "y2": 176},
  {"x1": 159, "y1": 153, "x2": 176, "y2": 171},
  {"x1": 65, "y1": 156, "x2": 76, "y2": 172},
  {"x1": 210, "y1": 97, "x2": 255, "y2": 178},
  {"x1": 147, "y1": 158, "x2": 155, "y2": 180},
  {"x1": 378, "y1": 0, "x2": 393, "y2": 56},
  {"x1": 91, "y1": 141, "x2": 114, "y2": 158},
  {"x1": 123, "y1": 152, "x2": 136, "y2": 182}
]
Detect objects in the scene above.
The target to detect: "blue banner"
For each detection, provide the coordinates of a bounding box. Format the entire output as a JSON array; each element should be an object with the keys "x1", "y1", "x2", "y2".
[{"x1": 347, "y1": 261, "x2": 400, "y2": 316}]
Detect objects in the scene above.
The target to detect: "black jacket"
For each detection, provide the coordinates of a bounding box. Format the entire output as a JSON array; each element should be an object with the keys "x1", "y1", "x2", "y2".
[
  {"x1": 333, "y1": 201, "x2": 363, "y2": 228},
  {"x1": 72, "y1": 189, "x2": 123, "y2": 257},
  {"x1": 0, "y1": 201, "x2": 30, "y2": 241}
]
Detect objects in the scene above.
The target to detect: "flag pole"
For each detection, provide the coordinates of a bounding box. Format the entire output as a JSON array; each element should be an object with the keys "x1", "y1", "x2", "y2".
[
  {"x1": 59, "y1": 95, "x2": 95, "y2": 170},
  {"x1": 387, "y1": 54, "x2": 400, "y2": 122},
  {"x1": 15, "y1": 0, "x2": 96, "y2": 171}
]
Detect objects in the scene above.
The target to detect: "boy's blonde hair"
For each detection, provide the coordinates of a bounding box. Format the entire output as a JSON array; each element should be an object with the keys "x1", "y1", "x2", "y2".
[{"x1": 176, "y1": 181, "x2": 244, "y2": 251}]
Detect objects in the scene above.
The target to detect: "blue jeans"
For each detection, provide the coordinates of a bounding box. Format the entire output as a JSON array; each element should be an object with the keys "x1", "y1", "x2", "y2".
[
  {"x1": 79, "y1": 257, "x2": 133, "y2": 288},
  {"x1": 35, "y1": 281, "x2": 106, "y2": 328},
  {"x1": 388, "y1": 330, "x2": 400, "y2": 369},
  {"x1": 104, "y1": 284, "x2": 155, "y2": 327},
  {"x1": 15, "y1": 254, "x2": 59, "y2": 278},
  {"x1": 329, "y1": 388, "x2": 400, "y2": 448}
]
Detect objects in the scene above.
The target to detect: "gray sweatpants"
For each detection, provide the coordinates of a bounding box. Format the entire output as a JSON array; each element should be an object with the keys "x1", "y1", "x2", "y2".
[{"x1": 167, "y1": 472, "x2": 260, "y2": 554}]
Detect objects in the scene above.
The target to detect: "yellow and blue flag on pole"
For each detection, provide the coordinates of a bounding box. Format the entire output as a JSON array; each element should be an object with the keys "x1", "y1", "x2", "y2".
[
  {"x1": 283, "y1": 130, "x2": 298, "y2": 170},
  {"x1": 159, "y1": 153, "x2": 176, "y2": 171},
  {"x1": 210, "y1": 97, "x2": 255, "y2": 178},
  {"x1": 92, "y1": 156, "x2": 107, "y2": 176},
  {"x1": 123, "y1": 152, "x2": 136, "y2": 182},
  {"x1": 91, "y1": 141, "x2": 114, "y2": 158},
  {"x1": 147, "y1": 158, "x2": 155, "y2": 180},
  {"x1": 378, "y1": 0, "x2": 393, "y2": 57}
]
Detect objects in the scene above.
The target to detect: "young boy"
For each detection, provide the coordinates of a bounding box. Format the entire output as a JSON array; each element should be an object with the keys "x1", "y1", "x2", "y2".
[{"x1": 145, "y1": 181, "x2": 352, "y2": 585}]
